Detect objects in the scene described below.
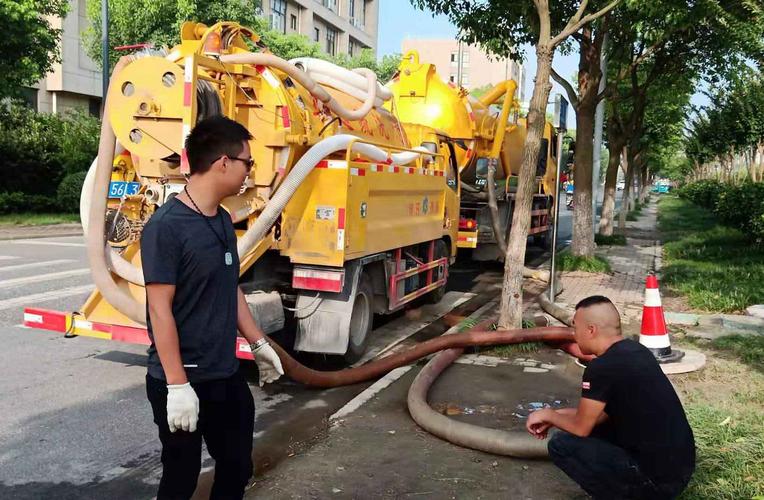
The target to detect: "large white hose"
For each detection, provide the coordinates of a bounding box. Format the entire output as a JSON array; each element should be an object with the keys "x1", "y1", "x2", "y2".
[
  {"x1": 290, "y1": 57, "x2": 393, "y2": 101},
  {"x1": 219, "y1": 53, "x2": 377, "y2": 122},
  {"x1": 237, "y1": 134, "x2": 429, "y2": 258},
  {"x1": 88, "y1": 58, "x2": 145, "y2": 324},
  {"x1": 80, "y1": 147, "x2": 146, "y2": 286},
  {"x1": 309, "y1": 71, "x2": 384, "y2": 109}
]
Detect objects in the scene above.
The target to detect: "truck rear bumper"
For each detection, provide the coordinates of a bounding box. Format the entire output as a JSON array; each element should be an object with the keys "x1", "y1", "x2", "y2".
[{"x1": 23, "y1": 307, "x2": 255, "y2": 360}]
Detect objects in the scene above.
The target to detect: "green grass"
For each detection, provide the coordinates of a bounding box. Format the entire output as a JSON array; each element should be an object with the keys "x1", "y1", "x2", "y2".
[
  {"x1": 673, "y1": 335, "x2": 764, "y2": 499},
  {"x1": 556, "y1": 250, "x2": 611, "y2": 273},
  {"x1": 658, "y1": 196, "x2": 764, "y2": 312},
  {"x1": 485, "y1": 342, "x2": 543, "y2": 358},
  {"x1": 595, "y1": 233, "x2": 627, "y2": 246},
  {"x1": 0, "y1": 213, "x2": 80, "y2": 226},
  {"x1": 626, "y1": 211, "x2": 639, "y2": 221}
]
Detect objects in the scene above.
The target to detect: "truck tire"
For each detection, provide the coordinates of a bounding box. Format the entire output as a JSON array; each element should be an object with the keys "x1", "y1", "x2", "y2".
[
  {"x1": 344, "y1": 273, "x2": 374, "y2": 363},
  {"x1": 424, "y1": 240, "x2": 449, "y2": 304}
]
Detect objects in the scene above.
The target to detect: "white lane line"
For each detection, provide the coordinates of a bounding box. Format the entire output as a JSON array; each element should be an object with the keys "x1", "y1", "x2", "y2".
[
  {"x1": 0, "y1": 284, "x2": 93, "y2": 311},
  {"x1": 330, "y1": 366, "x2": 414, "y2": 422},
  {"x1": 10, "y1": 240, "x2": 86, "y2": 247},
  {"x1": 0, "y1": 259, "x2": 75, "y2": 273},
  {"x1": 0, "y1": 268, "x2": 91, "y2": 289},
  {"x1": 0, "y1": 256, "x2": 19, "y2": 261}
]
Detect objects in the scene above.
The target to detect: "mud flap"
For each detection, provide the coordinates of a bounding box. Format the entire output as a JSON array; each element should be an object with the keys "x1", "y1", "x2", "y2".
[{"x1": 294, "y1": 260, "x2": 363, "y2": 354}]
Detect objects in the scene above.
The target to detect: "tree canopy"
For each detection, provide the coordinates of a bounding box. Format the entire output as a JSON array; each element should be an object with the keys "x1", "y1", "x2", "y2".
[{"x1": 0, "y1": 0, "x2": 68, "y2": 98}]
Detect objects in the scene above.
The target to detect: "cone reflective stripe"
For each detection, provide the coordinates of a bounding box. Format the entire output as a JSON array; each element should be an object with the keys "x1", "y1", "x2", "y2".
[{"x1": 640, "y1": 274, "x2": 684, "y2": 363}]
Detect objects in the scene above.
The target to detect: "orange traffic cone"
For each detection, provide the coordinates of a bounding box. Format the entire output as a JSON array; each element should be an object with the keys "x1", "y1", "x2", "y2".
[{"x1": 640, "y1": 274, "x2": 684, "y2": 363}]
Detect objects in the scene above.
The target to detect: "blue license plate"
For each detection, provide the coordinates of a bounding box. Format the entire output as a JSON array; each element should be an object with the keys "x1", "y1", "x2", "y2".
[{"x1": 108, "y1": 181, "x2": 141, "y2": 198}]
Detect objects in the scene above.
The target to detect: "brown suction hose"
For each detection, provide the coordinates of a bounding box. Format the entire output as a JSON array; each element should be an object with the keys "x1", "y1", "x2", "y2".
[{"x1": 268, "y1": 326, "x2": 575, "y2": 388}]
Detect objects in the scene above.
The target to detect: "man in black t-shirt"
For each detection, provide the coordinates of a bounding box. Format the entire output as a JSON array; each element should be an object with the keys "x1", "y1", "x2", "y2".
[
  {"x1": 141, "y1": 116, "x2": 284, "y2": 499},
  {"x1": 526, "y1": 295, "x2": 695, "y2": 499}
]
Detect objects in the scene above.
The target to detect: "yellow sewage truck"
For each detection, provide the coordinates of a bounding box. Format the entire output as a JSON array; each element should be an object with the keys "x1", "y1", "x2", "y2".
[{"x1": 387, "y1": 51, "x2": 558, "y2": 260}]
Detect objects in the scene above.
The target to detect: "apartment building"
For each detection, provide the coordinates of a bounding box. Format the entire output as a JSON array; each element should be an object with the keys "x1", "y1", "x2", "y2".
[
  {"x1": 26, "y1": 0, "x2": 102, "y2": 115},
  {"x1": 259, "y1": 0, "x2": 379, "y2": 57},
  {"x1": 401, "y1": 39, "x2": 526, "y2": 101}
]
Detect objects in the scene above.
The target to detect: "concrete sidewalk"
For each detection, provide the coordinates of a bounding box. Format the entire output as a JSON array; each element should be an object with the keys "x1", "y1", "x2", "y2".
[{"x1": 556, "y1": 200, "x2": 661, "y2": 324}]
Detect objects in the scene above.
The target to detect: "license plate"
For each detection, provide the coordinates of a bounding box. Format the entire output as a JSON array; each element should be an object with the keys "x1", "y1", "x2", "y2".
[{"x1": 108, "y1": 181, "x2": 141, "y2": 198}]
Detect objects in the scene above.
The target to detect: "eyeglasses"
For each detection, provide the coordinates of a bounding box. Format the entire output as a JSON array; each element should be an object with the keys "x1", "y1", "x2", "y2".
[{"x1": 214, "y1": 155, "x2": 254, "y2": 172}]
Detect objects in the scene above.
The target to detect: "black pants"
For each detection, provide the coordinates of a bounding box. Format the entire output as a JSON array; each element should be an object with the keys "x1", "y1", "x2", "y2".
[
  {"x1": 146, "y1": 372, "x2": 255, "y2": 500},
  {"x1": 548, "y1": 430, "x2": 690, "y2": 500}
]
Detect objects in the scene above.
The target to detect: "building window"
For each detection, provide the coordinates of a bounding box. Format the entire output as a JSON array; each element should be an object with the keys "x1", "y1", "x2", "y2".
[
  {"x1": 89, "y1": 97, "x2": 101, "y2": 117},
  {"x1": 349, "y1": 38, "x2": 356, "y2": 57},
  {"x1": 349, "y1": 0, "x2": 356, "y2": 18},
  {"x1": 290, "y1": 14, "x2": 298, "y2": 30},
  {"x1": 271, "y1": 0, "x2": 286, "y2": 33},
  {"x1": 450, "y1": 52, "x2": 457, "y2": 64},
  {"x1": 20, "y1": 88, "x2": 38, "y2": 111},
  {"x1": 314, "y1": 27, "x2": 320, "y2": 42},
  {"x1": 326, "y1": 26, "x2": 337, "y2": 56},
  {"x1": 449, "y1": 74, "x2": 456, "y2": 83},
  {"x1": 322, "y1": 0, "x2": 338, "y2": 12}
]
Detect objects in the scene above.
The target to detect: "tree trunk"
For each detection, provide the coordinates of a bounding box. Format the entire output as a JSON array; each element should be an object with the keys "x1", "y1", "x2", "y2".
[
  {"x1": 570, "y1": 25, "x2": 603, "y2": 258},
  {"x1": 598, "y1": 116, "x2": 624, "y2": 236},
  {"x1": 498, "y1": 43, "x2": 554, "y2": 329},
  {"x1": 618, "y1": 146, "x2": 634, "y2": 232},
  {"x1": 572, "y1": 101, "x2": 596, "y2": 256}
]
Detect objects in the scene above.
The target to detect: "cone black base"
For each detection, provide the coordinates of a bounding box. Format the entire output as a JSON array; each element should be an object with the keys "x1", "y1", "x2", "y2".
[{"x1": 648, "y1": 347, "x2": 685, "y2": 364}]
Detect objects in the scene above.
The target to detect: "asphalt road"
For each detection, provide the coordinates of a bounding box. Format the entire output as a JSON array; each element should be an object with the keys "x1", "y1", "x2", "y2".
[{"x1": 0, "y1": 195, "x2": 595, "y2": 498}]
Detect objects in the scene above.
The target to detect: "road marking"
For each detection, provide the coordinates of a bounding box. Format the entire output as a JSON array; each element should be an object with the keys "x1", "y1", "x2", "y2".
[
  {"x1": 0, "y1": 259, "x2": 75, "y2": 273},
  {"x1": 0, "y1": 268, "x2": 90, "y2": 289},
  {"x1": 10, "y1": 240, "x2": 86, "y2": 247},
  {"x1": 330, "y1": 366, "x2": 413, "y2": 422},
  {"x1": 0, "y1": 256, "x2": 19, "y2": 261},
  {"x1": 0, "y1": 285, "x2": 93, "y2": 311}
]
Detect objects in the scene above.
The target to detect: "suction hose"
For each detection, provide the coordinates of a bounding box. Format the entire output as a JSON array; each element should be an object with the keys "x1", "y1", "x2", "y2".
[
  {"x1": 236, "y1": 134, "x2": 428, "y2": 259},
  {"x1": 220, "y1": 53, "x2": 378, "y2": 122},
  {"x1": 88, "y1": 57, "x2": 146, "y2": 324},
  {"x1": 408, "y1": 346, "x2": 548, "y2": 458},
  {"x1": 266, "y1": 326, "x2": 575, "y2": 388},
  {"x1": 80, "y1": 149, "x2": 145, "y2": 286}
]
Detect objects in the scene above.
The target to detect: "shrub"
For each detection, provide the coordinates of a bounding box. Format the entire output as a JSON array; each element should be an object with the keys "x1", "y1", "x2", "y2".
[
  {"x1": 0, "y1": 192, "x2": 59, "y2": 214},
  {"x1": 714, "y1": 181, "x2": 764, "y2": 234},
  {"x1": 56, "y1": 171, "x2": 87, "y2": 212},
  {"x1": 677, "y1": 180, "x2": 724, "y2": 209}
]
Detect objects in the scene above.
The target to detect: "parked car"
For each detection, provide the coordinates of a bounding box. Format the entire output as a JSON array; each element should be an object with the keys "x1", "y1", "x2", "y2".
[{"x1": 616, "y1": 181, "x2": 625, "y2": 191}]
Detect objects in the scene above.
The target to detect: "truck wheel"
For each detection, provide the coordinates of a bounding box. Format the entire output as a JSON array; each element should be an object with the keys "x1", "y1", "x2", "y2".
[
  {"x1": 344, "y1": 273, "x2": 374, "y2": 363},
  {"x1": 424, "y1": 240, "x2": 449, "y2": 304}
]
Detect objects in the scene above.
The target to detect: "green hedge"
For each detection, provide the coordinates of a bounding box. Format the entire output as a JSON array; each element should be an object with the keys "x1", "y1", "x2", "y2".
[
  {"x1": 0, "y1": 102, "x2": 98, "y2": 213},
  {"x1": 678, "y1": 180, "x2": 764, "y2": 242}
]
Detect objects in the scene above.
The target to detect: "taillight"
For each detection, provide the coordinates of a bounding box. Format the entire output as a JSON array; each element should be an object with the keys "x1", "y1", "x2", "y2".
[{"x1": 459, "y1": 217, "x2": 476, "y2": 230}]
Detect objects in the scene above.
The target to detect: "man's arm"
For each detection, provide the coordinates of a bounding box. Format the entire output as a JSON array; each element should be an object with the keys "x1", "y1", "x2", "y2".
[
  {"x1": 526, "y1": 398, "x2": 607, "y2": 438},
  {"x1": 236, "y1": 287, "x2": 266, "y2": 344},
  {"x1": 146, "y1": 283, "x2": 187, "y2": 385}
]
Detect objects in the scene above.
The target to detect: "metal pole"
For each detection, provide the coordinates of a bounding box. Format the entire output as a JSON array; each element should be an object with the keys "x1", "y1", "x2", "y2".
[
  {"x1": 101, "y1": 0, "x2": 109, "y2": 109},
  {"x1": 549, "y1": 128, "x2": 565, "y2": 301},
  {"x1": 591, "y1": 35, "x2": 608, "y2": 236}
]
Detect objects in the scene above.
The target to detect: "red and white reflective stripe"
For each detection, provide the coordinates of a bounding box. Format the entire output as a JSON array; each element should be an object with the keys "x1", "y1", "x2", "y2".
[
  {"x1": 403, "y1": 167, "x2": 415, "y2": 174},
  {"x1": 457, "y1": 236, "x2": 477, "y2": 243},
  {"x1": 370, "y1": 164, "x2": 384, "y2": 173},
  {"x1": 644, "y1": 288, "x2": 662, "y2": 307},
  {"x1": 337, "y1": 208, "x2": 346, "y2": 249},
  {"x1": 280, "y1": 106, "x2": 291, "y2": 128},
  {"x1": 292, "y1": 268, "x2": 345, "y2": 293},
  {"x1": 23, "y1": 308, "x2": 66, "y2": 331},
  {"x1": 349, "y1": 167, "x2": 365, "y2": 176},
  {"x1": 639, "y1": 333, "x2": 670, "y2": 349},
  {"x1": 388, "y1": 165, "x2": 400, "y2": 173},
  {"x1": 256, "y1": 65, "x2": 280, "y2": 88}
]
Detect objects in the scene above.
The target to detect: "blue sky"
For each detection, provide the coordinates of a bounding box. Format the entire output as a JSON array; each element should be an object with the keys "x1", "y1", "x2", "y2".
[
  {"x1": 378, "y1": 0, "x2": 581, "y2": 118},
  {"x1": 377, "y1": 0, "x2": 707, "y2": 122}
]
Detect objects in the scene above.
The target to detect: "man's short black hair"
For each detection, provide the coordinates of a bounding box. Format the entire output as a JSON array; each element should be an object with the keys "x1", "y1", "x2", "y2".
[
  {"x1": 575, "y1": 295, "x2": 614, "y2": 310},
  {"x1": 184, "y1": 116, "x2": 253, "y2": 175}
]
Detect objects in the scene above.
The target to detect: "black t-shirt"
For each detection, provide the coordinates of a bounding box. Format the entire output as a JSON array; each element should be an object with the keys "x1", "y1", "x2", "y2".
[
  {"x1": 582, "y1": 339, "x2": 695, "y2": 484},
  {"x1": 140, "y1": 197, "x2": 240, "y2": 383}
]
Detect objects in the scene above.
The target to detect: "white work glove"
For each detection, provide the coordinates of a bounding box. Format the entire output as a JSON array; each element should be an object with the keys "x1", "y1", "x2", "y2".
[
  {"x1": 251, "y1": 341, "x2": 284, "y2": 387},
  {"x1": 166, "y1": 383, "x2": 199, "y2": 433}
]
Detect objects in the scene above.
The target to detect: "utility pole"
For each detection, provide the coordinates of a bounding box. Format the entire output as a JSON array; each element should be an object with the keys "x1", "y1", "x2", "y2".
[
  {"x1": 550, "y1": 94, "x2": 569, "y2": 301},
  {"x1": 101, "y1": 0, "x2": 109, "y2": 112},
  {"x1": 456, "y1": 40, "x2": 463, "y2": 87},
  {"x1": 591, "y1": 35, "x2": 608, "y2": 236}
]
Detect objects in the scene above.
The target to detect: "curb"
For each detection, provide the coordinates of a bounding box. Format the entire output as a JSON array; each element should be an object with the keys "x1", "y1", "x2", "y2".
[
  {"x1": 665, "y1": 311, "x2": 764, "y2": 333},
  {"x1": 0, "y1": 231, "x2": 84, "y2": 241}
]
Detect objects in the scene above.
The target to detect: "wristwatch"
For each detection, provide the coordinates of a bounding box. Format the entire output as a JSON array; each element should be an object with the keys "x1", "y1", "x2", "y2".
[{"x1": 250, "y1": 338, "x2": 268, "y2": 351}]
